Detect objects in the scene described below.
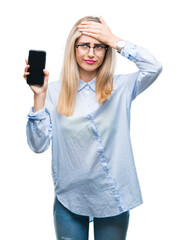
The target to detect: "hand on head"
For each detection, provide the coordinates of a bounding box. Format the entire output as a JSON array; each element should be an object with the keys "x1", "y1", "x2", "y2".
[{"x1": 77, "y1": 16, "x2": 119, "y2": 48}]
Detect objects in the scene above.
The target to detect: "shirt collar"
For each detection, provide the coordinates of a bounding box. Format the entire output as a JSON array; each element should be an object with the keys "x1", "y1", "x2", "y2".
[{"x1": 78, "y1": 76, "x2": 96, "y2": 92}]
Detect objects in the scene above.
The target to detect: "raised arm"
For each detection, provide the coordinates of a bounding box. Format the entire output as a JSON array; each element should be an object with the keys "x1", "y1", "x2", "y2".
[
  {"x1": 77, "y1": 16, "x2": 163, "y2": 99},
  {"x1": 119, "y1": 40, "x2": 163, "y2": 100},
  {"x1": 23, "y1": 59, "x2": 53, "y2": 153}
]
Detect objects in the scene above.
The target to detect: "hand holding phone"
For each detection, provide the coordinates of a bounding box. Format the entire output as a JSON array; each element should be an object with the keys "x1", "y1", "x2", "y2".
[
  {"x1": 23, "y1": 56, "x2": 49, "y2": 112},
  {"x1": 27, "y1": 50, "x2": 46, "y2": 86},
  {"x1": 23, "y1": 50, "x2": 49, "y2": 96}
]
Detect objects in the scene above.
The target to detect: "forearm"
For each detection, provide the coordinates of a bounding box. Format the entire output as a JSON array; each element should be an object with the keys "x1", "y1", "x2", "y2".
[
  {"x1": 33, "y1": 93, "x2": 46, "y2": 112},
  {"x1": 108, "y1": 35, "x2": 121, "y2": 49},
  {"x1": 117, "y1": 40, "x2": 163, "y2": 100},
  {"x1": 120, "y1": 40, "x2": 163, "y2": 74},
  {"x1": 26, "y1": 107, "x2": 52, "y2": 153}
]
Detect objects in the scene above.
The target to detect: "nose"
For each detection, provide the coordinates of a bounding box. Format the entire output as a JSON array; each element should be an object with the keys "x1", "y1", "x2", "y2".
[{"x1": 87, "y1": 47, "x2": 95, "y2": 57}]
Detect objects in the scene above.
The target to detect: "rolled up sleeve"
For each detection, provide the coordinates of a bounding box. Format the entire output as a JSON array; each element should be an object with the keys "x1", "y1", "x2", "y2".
[{"x1": 26, "y1": 106, "x2": 52, "y2": 153}]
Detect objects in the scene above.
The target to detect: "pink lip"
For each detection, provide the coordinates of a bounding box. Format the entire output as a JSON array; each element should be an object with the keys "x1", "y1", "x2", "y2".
[{"x1": 84, "y1": 60, "x2": 96, "y2": 64}]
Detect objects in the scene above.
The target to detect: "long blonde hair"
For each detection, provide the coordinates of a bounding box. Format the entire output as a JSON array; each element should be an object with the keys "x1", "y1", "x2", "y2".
[{"x1": 57, "y1": 16, "x2": 116, "y2": 116}]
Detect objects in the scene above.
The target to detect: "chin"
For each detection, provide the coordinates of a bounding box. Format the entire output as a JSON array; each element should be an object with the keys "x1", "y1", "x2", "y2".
[{"x1": 82, "y1": 64, "x2": 98, "y2": 71}]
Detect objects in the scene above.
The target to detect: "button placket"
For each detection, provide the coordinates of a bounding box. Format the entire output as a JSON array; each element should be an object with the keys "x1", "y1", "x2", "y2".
[{"x1": 87, "y1": 114, "x2": 125, "y2": 212}]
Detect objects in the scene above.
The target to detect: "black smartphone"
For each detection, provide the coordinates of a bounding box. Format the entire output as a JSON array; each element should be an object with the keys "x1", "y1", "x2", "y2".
[{"x1": 27, "y1": 50, "x2": 46, "y2": 86}]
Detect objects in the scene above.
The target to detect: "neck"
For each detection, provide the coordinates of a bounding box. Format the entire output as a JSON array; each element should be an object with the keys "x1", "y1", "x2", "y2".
[{"x1": 79, "y1": 70, "x2": 97, "y2": 83}]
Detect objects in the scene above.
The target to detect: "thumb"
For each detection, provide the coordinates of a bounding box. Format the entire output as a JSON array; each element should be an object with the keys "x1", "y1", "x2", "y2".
[
  {"x1": 43, "y1": 69, "x2": 49, "y2": 81},
  {"x1": 43, "y1": 69, "x2": 49, "y2": 76}
]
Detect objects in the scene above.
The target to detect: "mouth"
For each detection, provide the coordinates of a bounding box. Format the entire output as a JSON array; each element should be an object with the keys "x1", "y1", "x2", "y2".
[{"x1": 84, "y1": 59, "x2": 97, "y2": 65}]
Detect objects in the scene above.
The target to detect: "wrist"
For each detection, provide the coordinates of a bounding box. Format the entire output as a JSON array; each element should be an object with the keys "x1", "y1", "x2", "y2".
[
  {"x1": 108, "y1": 35, "x2": 121, "y2": 49},
  {"x1": 33, "y1": 93, "x2": 46, "y2": 112},
  {"x1": 116, "y1": 39, "x2": 126, "y2": 53},
  {"x1": 34, "y1": 92, "x2": 46, "y2": 99}
]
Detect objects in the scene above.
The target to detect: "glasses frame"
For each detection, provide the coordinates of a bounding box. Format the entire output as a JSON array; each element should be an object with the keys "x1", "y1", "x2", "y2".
[{"x1": 75, "y1": 43, "x2": 108, "y2": 53}]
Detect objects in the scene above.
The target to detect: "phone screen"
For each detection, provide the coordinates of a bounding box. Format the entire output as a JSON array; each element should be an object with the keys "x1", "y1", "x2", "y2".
[{"x1": 27, "y1": 50, "x2": 46, "y2": 86}]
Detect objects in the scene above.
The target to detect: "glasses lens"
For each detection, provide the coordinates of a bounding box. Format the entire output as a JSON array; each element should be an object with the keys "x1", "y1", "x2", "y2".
[
  {"x1": 76, "y1": 44, "x2": 107, "y2": 53},
  {"x1": 80, "y1": 44, "x2": 89, "y2": 52},
  {"x1": 94, "y1": 45, "x2": 107, "y2": 53}
]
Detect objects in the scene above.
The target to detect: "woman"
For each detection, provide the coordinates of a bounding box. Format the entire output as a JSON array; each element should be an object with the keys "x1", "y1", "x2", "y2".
[{"x1": 24, "y1": 16, "x2": 162, "y2": 240}]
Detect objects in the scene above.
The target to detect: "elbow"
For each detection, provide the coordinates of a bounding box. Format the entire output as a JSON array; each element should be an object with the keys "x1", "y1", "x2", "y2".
[
  {"x1": 26, "y1": 120, "x2": 52, "y2": 154},
  {"x1": 148, "y1": 60, "x2": 163, "y2": 79},
  {"x1": 154, "y1": 60, "x2": 163, "y2": 76},
  {"x1": 27, "y1": 140, "x2": 50, "y2": 153},
  {"x1": 26, "y1": 134, "x2": 51, "y2": 154},
  {"x1": 157, "y1": 62, "x2": 163, "y2": 75},
  {"x1": 29, "y1": 146, "x2": 42, "y2": 154}
]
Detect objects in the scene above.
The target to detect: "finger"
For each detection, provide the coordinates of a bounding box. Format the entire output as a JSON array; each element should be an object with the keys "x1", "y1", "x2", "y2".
[
  {"x1": 43, "y1": 69, "x2": 49, "y2": 75},
  {"x1": 78, "y1": 24, "x2": 102, "y2": 32},
  {"x1": 99, "y1": 16, "x2": 106, "y2": 25},
  {"x1": 80, "y1": 21, "x2": 95, "y2": 25},
  {"x1": 79, "y1": 21, "x2": 99, "y2": 27},
  {"x1": 78, "y1": 25, "x2": 101, "y2": 31},
  {"x1": 23, "y1": 72, "x2": 30, "y2": 79},
  {"x1": 25, "y1": 59, "x2": 28, "y2": 65},
  {"x1": 24, "y1": 65, "x2": 30, "y2": 72},
  {"x1": 24, "y1": 72, "x2": 30, "y2": 75},
  {"x1": 43, "y1": 69, "x2": 49, "y2": 82},
  {"x1": 43, "y1": 70, "x2": 49, "y2": 85},
  {"x1": 79, "y1": 28, "x2": 100, "y2": 34},
  {"x1": 80, "y1": 32, "x2": 99, "y2": 39},
  {"x1": 26, "y1": 64, "x2": 30, "y2": 69}
]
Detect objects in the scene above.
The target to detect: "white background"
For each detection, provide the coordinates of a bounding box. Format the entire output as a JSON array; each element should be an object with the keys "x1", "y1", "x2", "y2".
[{"x1": 0, "y1": 0, "x2": 186, "y2": 239}]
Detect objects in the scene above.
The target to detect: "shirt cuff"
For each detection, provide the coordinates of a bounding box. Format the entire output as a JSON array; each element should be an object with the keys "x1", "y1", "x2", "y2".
[
  {"x1": 27, "y1": 107, "x2": 47, "y2": 120},
  {"x1": 120, "y1": 40, "x2": 137, "y2": 60}
]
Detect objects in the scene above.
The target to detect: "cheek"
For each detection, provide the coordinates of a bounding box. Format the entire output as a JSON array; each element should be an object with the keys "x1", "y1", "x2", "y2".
[
  {"x1": 75, "y1": 50, "x2": 82, "y2": 65},
  {"x1": 98, "y1": 55, "x2": 105, "y2": 66}
]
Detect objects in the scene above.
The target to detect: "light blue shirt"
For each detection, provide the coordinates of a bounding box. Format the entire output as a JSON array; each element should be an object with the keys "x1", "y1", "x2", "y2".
[{"x1": 26, "y1": 40, "x2": 163, "y2": 223}]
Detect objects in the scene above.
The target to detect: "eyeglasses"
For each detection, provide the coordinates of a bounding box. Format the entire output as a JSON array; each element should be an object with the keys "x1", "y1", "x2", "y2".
[{"x1": 75, "y1": 43, "x2": 108, "y2": 54}]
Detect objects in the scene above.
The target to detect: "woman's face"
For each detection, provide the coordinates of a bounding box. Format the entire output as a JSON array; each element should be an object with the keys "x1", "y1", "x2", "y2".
[{"x1": 75, "y1": 35, "x2": 107, "y2": 79}]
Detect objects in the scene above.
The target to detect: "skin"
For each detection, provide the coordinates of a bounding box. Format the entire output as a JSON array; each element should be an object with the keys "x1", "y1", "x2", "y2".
[
  {"x1": 75, "y1": 35, "x2": 107, "y2": 82},
  {"x1": 76, "y1": 16, "x2": 121, "y2": 82},
  {"x1": 23, "y1": 16, "x2": 121, "y2": 112},
  {"x1": 77, "y1": 16, "x2": 120, "y2": 49}
]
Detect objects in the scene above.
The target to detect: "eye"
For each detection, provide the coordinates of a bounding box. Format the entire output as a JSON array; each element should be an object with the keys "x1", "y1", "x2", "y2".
[
  {"x1": 95, "y1": 45, "x2": 103, "y2": 49},
  {"x1": 81, "y1": 44, "x2": 89, "y2": 48}
]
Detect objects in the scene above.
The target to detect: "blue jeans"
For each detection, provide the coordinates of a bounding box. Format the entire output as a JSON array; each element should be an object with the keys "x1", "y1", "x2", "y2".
[{"x1": 53, "y1": 196, "x2": 130, "y2": 240}]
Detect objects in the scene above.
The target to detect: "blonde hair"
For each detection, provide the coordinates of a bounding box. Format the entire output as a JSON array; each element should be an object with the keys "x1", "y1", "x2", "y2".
[{"x1": 57, "y1": 16, "x2": 116, "y2": 116}]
